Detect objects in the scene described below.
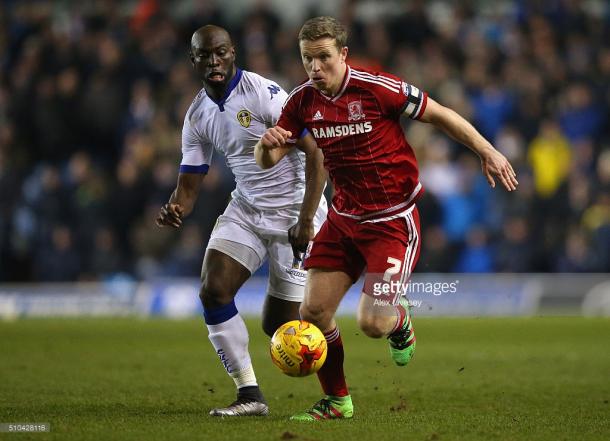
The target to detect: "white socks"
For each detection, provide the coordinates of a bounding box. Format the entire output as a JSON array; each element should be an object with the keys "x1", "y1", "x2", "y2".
[{"x1": 205, "y1": 302, "x2": 258, "y2": 389}]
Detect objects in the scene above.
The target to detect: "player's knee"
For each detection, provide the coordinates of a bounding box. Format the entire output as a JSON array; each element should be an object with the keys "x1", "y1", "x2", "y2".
[
  {"x1": 261, "y1": 298, "x2": 300, "y2": 337},
  {"x1": 199, "y1": 275, "x2": 233, "y2": 309},
  {"x1": 357, "y1": 314, "x2": 386, "y2": 339},
  {"x1": 261, "y1": 316, "x2": 279, "y2": 337},
  {"x1": 261, "y1": 312, "x2": 297, "y2": 337},
  {"x1": 299, "y1": 302, "x2": 331, "y2": 329}
]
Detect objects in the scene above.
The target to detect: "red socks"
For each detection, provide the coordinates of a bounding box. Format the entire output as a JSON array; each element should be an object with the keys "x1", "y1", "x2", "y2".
[
  {"x1": 390, "y1": 303, "x2": 408, "y2": 335},
  {"x1": 317, "y1": 327, "x2": 349, "y2": 397}
]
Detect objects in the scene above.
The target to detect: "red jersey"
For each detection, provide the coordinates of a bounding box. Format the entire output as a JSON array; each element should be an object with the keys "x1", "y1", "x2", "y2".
[{"x1": 277, "y1": 65, "x2": 428, "y2": 221}]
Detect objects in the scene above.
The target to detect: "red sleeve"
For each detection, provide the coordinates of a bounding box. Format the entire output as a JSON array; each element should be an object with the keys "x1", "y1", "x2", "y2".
[
  {"x1": 277, "y1": 90, "x2": 306, "y2": 144},
  {"x1": 369, "y1": 71, "x2": 427, "y2": 120}
]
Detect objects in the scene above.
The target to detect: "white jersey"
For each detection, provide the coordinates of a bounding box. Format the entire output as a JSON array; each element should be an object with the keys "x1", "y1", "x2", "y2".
[{"x1": 180, "y1": 69, "x2": 307, "y2": 209}]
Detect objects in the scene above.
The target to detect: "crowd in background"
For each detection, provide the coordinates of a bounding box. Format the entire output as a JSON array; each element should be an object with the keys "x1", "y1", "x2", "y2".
[{"x1": 0, "y1": 0, "x2": 609, "y2": 282}]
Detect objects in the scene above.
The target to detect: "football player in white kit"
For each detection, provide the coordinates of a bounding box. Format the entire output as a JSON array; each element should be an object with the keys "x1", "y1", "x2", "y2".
[{"x1": 156, "y1": 26, "x2": 327, "y2": 416}]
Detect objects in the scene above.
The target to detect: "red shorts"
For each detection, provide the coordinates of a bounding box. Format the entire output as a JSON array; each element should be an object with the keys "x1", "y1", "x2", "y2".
[{"x1": 304, "y1": 205, "x2": 421, "y2": 301}]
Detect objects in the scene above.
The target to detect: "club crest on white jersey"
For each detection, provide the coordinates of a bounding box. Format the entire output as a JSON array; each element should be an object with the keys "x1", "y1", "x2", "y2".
[{"x1": 237, "y1": 109, "x2": 251, "y2": 128}]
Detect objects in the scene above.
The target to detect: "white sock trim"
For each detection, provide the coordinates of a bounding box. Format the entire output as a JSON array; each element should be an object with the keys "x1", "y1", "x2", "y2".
[
  {"x1": 324, "y1": 327, "x2": 340, "y2": 344},
  {"x1": 230, "y1": 365, "x2": 258, "y2": 389}
]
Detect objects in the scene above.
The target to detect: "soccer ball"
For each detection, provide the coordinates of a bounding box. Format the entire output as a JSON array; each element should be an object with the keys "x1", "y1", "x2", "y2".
[{"x1": 270, "y1": 320, "x2": 327, "y2": 377}]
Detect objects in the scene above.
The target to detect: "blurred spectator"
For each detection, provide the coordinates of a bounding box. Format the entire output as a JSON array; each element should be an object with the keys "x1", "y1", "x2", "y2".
[
  {"x1": 108, "y1": 158, "x2": 150, "y2": 256},
  {"x1": 439, "y1": 153, "x2": 491, "y2": 243},
  {"x1": 160, "y1": 223, "x2": 205, "y2": 277},
  {"x1": 495, "y1": 216, "x2": 534, "y2": 272},
  {"x1": 582, "y1": 193, "x2": 610, "y2": 272},
  {"x1": 558, "y1": 83, "x2": 604, "y2": 143},
  {"x1": 33, "y1": 225, "x2": 81, "y2": 281},
  {"x1": 554, "y1": 227, "x2": 599, "y2": 272},
  {"x1": 416, "y1": 226, "x2": 456, "y2": 273},
  {"x1": 470, "y1": 81, "x2": 514, "y2": 142},
  {"x1": 527, "y1": 120, "x2": 572, "y2": 199},
  {"x1": 454, "y1": 226, "x2": 494, "y2": 273},
  {"x1": 89, "y1": 226, "x2": 126, "y2": 277}
]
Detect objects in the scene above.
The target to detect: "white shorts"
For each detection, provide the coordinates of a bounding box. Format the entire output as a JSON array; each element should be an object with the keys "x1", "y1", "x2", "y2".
[{"x1": 207, "y1": 197, "x2": 328, "y2": 302}]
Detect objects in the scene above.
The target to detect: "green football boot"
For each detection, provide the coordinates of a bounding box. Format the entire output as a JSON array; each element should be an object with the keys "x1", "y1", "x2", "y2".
[{"x1": 290, "y1": 395, "x2": 354, "y2": 421}]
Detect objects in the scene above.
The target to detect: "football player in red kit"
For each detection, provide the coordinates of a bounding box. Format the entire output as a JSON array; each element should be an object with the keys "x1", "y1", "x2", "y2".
[{"x1": 255, "y1": 16, "x2": 518, "y2": 421}]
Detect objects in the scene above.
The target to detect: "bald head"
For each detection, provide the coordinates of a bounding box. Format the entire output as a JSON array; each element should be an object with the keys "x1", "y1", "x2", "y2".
[
  {"x1": 189, "y1": 25, "x2": 237, "y2": 95},
  {"x1": 191, "y1": 25, "x2": 233, "y2": 49}
]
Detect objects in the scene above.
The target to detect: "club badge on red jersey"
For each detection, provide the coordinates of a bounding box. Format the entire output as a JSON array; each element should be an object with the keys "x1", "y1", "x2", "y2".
[{"x1": 347, "y1": 100, "x2": 366, "y2": 121}]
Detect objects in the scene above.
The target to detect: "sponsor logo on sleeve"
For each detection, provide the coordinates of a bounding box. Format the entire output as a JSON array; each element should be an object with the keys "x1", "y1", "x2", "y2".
[{"x1": 268, "y1": 84, "x2": 280, "y2": 99}]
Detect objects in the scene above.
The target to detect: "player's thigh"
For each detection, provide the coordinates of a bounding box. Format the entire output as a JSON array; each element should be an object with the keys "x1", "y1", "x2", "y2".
[
  {"x1": 200, "y1": 248, "x2": 251, "y2": 308},
  {"x1": 207, "y1": 199, "x2": 268, "y2": 273},
  {"x1": 357, "y1": 207, "x2": 421, "y2": 311},
  {"x1": 260, "y1": 202, "x2": 328, "y2": 336},
  {"x1": 300, "y1": 268, "x2": 353, "y2": 331},
  {"x1": 259, "y1": 205, "x2": 323, "y2": 310},
  {"x1": 303, "y1": 210, "x2": 366, "y2": 283},
  {"x1": 266, "y1": 236, "x2": 308, "y2": 302},
  {"x1": 261, "y1": 236, "x2": 306, "y2": 332},
  {"x1": 202, "y1": 200, "x2": 268, "y2": 307}
]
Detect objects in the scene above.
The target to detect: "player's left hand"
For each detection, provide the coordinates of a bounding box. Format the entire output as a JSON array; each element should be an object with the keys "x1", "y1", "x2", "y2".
[
  {"x1": 156, "y1": 203, "x2": 184, "y2": 228},
  {"x1": 261, "y1": 126, "x2": 292, "y2": 150},
  {"x1": 288, "y1": 220, "x2": 314, "y2": 261},
  {"x1": 480, "y1": 148, "x2": 518, "y2": 191}
]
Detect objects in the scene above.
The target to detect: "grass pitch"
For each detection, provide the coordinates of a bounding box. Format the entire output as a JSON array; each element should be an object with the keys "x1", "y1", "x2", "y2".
[{"x1": 1, "y1": 317, "x2": 609, "y2": 440}]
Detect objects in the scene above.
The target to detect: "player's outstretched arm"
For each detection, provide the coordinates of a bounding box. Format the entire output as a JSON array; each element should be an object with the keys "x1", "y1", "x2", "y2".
[
  {"x1": 156, "y1": 173, "x2": 205, "y2": 228},
  {"x1": 254, "y1": 126, "x2": 293, "y2": 169},
  {"x1": 289, "y1": 133, "x2": 327, "y2": 258},
  {"x1": 418, "y1": 98, "x2": 519, "y2": 191}
]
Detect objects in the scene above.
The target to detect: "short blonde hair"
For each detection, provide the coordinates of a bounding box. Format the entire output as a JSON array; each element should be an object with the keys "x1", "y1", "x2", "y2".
[{"x1": 298, "y1": 16, "x2": 347, "y2": 51}]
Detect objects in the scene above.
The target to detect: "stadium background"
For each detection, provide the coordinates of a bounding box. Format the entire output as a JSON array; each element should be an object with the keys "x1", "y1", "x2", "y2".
[{"x1": 0, "y1": 0, "x2": 609, "y2": 285}]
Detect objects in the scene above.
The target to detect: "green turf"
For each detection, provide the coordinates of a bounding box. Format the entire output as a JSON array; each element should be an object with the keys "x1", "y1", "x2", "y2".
[{"x1": 1, "y1": 317, "x2": 609, "y2": 440}]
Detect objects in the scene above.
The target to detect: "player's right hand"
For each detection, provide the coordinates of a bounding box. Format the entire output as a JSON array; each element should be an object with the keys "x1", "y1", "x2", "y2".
[
  {"x1": 156, "y1": 203, "x2": 184, "y2": 228},
  {"x1": 261, "y1": 126, "x2": 292, "y2": 149},
  {"x1": 480, "y1": 148, "x2": 518, "y2": 192},
  {"x1": 288, "y1": 220, "x2": 314, "y2": 261}
]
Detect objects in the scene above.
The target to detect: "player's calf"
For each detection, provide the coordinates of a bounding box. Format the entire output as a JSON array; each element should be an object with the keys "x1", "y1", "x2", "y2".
[
  {"x1": 357, "y1": 313, "x2": 396, "y2": 338},
  {"x1": 357, "y1": 293, "x2": 401, "y2": 338}
]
